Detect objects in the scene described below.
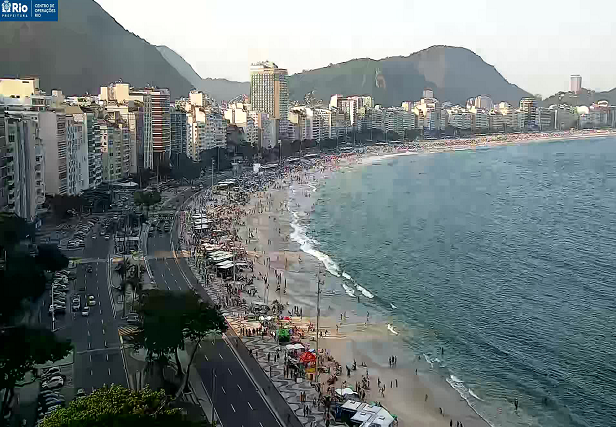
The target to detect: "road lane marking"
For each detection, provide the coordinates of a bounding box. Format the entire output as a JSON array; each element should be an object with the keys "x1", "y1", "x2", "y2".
[
  {"x1": 221, "y1": 386, "x2": 226, "y2": 394},
  {"x1": 204, "y1": 354, "x2": 208, "y2": 361},
  {"x1": 88, "y1": 342, "x2": 91, "y2": 349},
  {"x1": 219, "y1": 353, "x2": 223, "y2": 360},
  {"x1": 237, "y1": 384, "x2": 242, "y2": 391},
  {"x1": 106, "y1": 354, "x2": 109, "y2": 361},
  {"x1": 259, "y1": 423, "x2": 264, "y2": 427},
  {"x1": 167, "y1": 286, "x2": 171, "y2": 290},
  {"x1": 89, "y1": 354, "x2": 92, "y2": 362},
  {"x1": 247, "y1": 401, "x2": 253, "y2": 410},
  {"x1": 230, "y1": 403, "x2": 236, "y2": 413},
  {"x1": 88, "y1": 330, "x2": 90, "y2": 337},
  {"x1": 101, "y1": 319, "x2": 104, "y2": 324},
  {"x1": 90, "y1": 369, "x2": 93, "y2": 376},
  {"x1": 228, "y1": 368, "x2": 233, "y2": 375},
  {"x1": 108, "y1": 368, "x2": 111, "y2": 376}
]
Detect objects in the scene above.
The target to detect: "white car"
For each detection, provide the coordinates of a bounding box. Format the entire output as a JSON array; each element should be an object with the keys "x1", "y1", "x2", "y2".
[
  {"x1": 81, "y1": 306, "x2": 90, "y2": 317},
  {"x1": 88, "y1": 296, "x2": 96, "y2": 306},
  {"x1": 41, "y1": 376, "x2": 64, "y2": 390}
]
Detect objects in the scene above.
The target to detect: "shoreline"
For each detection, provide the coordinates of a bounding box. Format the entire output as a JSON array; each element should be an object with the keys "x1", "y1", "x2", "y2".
[
  {"x1": 235, "y1": 165, "x2": 493, "y2": 426},
  {"x1": 234, "y1": 130, "x2": 616, "y2": 426},
  {"x1": 183, "y1": 130, "x2": 615, "y2": 427}
]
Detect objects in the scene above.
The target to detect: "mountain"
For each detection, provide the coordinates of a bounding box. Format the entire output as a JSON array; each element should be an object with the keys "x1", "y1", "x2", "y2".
[
  {"x1": 288, "y1": 45, "x2": 531, "y2": 106},
  {"x1": 541, "y1": 88, "x2": 616, "y2": 107},
  {"x1": 157, "y1": 45, "x2": 249, "y2": 101},
  {"x1": 0, "y1": 0, "x2": 192, "y2": 97}
]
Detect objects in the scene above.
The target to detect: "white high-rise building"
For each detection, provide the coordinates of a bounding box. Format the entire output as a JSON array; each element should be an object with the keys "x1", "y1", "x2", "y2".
[
  {"x1": 186, "y1": 107, "x2": 227, "y2": 161},
  {"x1": 39, "y1": 111, "x2": 68, "y2": 195},
  {"x1": 250, "y1": 61, "x2": 288, "y2": 139},
  {"x1": 570, "y1": 75, "x2": 582, "y2": 94},
  {"x1": 99, "y1": 119, "x2": 131, "y2": 182},
  {"x1": 3, "y1": 112, "x2": 45, "y2": 221},
  {"x1": 66, "y1": 115, "x2": 89, "y2": 194}
]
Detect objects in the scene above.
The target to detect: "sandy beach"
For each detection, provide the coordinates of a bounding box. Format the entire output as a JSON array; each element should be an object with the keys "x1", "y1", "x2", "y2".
[
  {"x1": 181, "y1": 128, "x2": 616, "y2": 427},
  {"x1": 234, "y1": 168, "x2": 492, "y2": 427}
]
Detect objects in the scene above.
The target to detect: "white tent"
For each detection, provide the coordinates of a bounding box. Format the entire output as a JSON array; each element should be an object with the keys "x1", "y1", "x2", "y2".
[{"x1": 335, "y1": 388, "x2": 358, "y2": 397}]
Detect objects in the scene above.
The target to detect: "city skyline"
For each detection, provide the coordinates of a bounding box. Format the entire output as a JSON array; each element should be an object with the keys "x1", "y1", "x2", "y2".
[{"x1": 95, "y1": 0, "x2": 616, "y2": 96}]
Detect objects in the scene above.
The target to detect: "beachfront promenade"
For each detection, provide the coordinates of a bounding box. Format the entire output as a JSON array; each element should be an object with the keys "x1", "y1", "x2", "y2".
[
  {"x1": 171, "y1": 188, "x2": 328, "y2": 427},
  {"x1": 181, "y1": 247, "x2": 330, "y2": 427}
]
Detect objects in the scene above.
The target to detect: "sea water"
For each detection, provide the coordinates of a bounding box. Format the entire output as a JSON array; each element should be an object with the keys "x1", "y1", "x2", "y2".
[{"x1": 289, "y1": 137, "x2": 616, "y2": 427}]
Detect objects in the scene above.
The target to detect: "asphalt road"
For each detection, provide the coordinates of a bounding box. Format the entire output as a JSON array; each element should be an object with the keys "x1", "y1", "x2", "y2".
[
  {"x1": 145, "y1": 191, "x2": 280, "y2": 427},
  {"x1": 45, "y1": 221, "x2": 128, "y2": 392}
]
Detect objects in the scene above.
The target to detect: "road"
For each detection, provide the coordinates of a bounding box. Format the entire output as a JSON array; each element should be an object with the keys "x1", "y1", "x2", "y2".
[
  {"x1": 42, "y1": 221, "x2": 128, "y2": 392},
  {"x1": 145, "y1": 188, "x2": 280, "y2": 427}
]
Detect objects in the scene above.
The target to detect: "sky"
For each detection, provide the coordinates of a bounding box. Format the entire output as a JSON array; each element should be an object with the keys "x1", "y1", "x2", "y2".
[{"x1": 95, "y1": 0, "x2": 616, "y2": 97}]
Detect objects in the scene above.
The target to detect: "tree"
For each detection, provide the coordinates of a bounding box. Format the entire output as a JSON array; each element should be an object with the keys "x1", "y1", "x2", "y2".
[
  {"x1": 35, "y1": 244, "x2": 69, "y2": 272},
  {"x1": 0, "y1": 213, "x2": 34, "y2": 253},
  {"x1": 0, "y1": 327, "x2": 71, "y2": 417},
  {"x1": 114, "y1": 280, "x2": 129, "y2": 318},
  {"x1": 0, "y1": 253, "x2": 47, "y2": 324},
  {"x1": 46, "y1": 195, "x2": 87, "y2": 219},
  {"x1": 115, "y1": 258, "x2": 132, "y2": 282},
  {"x1": 134, "y1": 191, "x2": 162, "y2": 218},
  {"x1": 174, "y1": 295, "x2": 227, "y2": 399},
  {"x1": 0, "y1": 220, "x2": 72, "y2": 419},
  {"x1": 130, "y1": 291, "x2": 226, "y2": 397},
  {"x1": 39, "y1": 385, "x2": 209, "y2": 427},
  {"x1": 171, "y1": 154, "x2": 202, "y2": 183}
]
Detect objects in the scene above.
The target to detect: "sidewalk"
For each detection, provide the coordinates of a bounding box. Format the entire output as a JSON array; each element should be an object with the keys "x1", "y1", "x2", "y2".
[{"x1": 173, "y1": 198, "x2": 321, "y2": 427}]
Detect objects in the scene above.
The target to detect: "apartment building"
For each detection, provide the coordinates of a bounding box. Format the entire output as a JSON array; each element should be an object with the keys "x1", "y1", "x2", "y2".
[
  {"x1": 3, "y1": 112, "x2": 45, "y2": 221},
  {"x1": 186, "y1": 107, "x2": 227, "y2": 161},
  {"x1": 250, "y1": 61, "x2": 289, "y2": 139},
  {"x1": 171, "y1": 106, "x2": 188, "y2": 157},
  {"x1": 65, "y1": 114, "x2": 89, "y2": 194},
  {"x1": 84, "y1": 112, "x2": 102, "y2": 188},
  {"x1": 99, "y1": 119, "x2": 131, "y2": 182},
  {"x1": 519, "y1": 98, "x2": 537, "y2": 130},
  {"x1": 101, "y1": 83, "x2": 169, "y2": 171},
  {"x1": 39, "y1": 111, "x2": 67, "y2": 195}
]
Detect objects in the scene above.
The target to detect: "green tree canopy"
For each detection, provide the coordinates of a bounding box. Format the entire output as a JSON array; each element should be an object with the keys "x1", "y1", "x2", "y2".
[
  {"x1": 0, "y1": 213, "x2": 34, "y2": 252},
  {"x1": 39, "y1": 385, "x2": 209, "y2": 427},
  {"x1": 171, "y1": 154, "x2": 202, "y2": 182},
  {"x1": 36, "y1": 244, "x2": 69, "y2": 272},
  {"x1": 129, "y1": 291, "x2": 227, "y2": 397},
  {"x1": 0, "y1": 217, "x2": 73, "y2": 417}
]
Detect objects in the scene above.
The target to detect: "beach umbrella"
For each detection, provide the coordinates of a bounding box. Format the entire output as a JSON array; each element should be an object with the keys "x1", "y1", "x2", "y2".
[{"x1": 299, "y1": 351, "x2": 316, "y2": 364}]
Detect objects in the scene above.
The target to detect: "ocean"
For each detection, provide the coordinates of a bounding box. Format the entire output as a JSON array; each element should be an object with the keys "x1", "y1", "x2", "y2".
[{"x1": 289, "y1": 137, "x2": 616, "y2": 427}]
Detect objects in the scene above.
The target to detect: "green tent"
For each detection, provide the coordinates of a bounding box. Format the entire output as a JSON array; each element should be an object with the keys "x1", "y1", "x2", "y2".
[{"x1": 278, "y1": 328, "x2": 290, "y2": 343}]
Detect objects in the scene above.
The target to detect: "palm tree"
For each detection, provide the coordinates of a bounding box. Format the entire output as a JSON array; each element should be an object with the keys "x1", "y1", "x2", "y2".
[
  {"x1": 114, "y1": 280, "x2": 129, "y2": 317},
  {"x1": 115, "y1": 257, "x2": 132, "y2": 282},
  {"x1": 128, "y1": 265, "x2": 145, "y2": 313}
]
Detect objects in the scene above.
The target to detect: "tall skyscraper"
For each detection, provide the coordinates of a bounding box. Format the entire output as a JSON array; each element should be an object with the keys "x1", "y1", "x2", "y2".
[
  {"x1": 570, "y1": 75, "x2": 582, "y2": 94},
  {"x1": 250, "y1": 61, "x2": 289, "y2": 138}
]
